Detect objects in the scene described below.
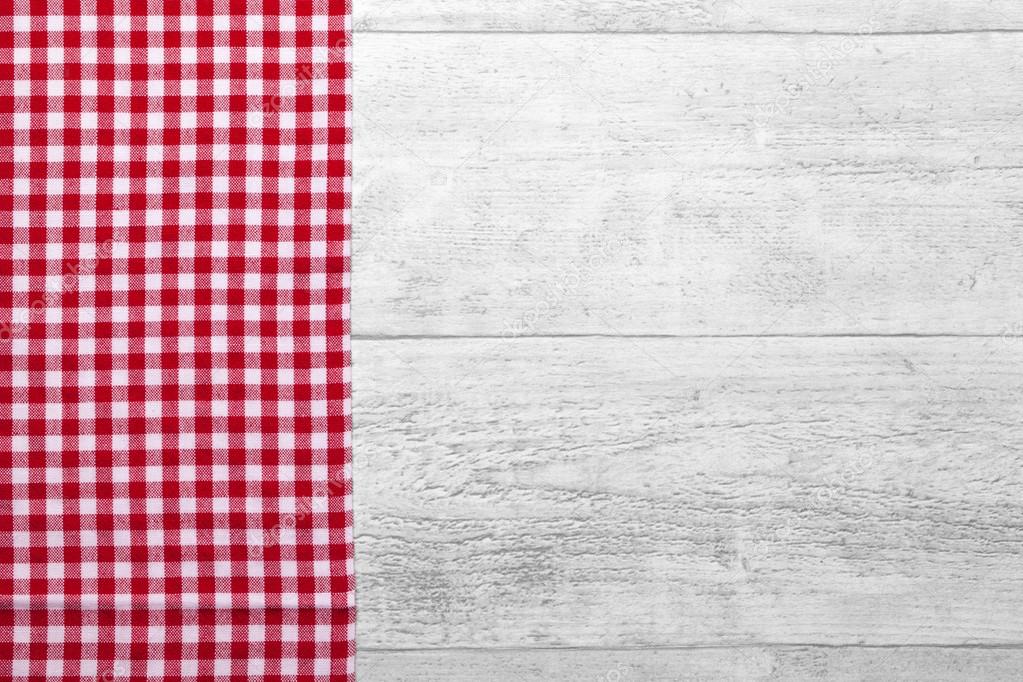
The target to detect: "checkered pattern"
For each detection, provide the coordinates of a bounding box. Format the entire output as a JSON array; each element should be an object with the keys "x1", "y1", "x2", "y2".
[{"x1": 0, "y1": 1, "x2": 352, "y2": 679}]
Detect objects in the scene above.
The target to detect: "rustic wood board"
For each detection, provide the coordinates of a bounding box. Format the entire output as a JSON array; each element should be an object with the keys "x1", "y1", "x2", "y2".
[
  {"x1": 359, "y1": 647, "x2": 1023, "y2": 681},
  {"x1": 355, "y1": 0, "x2": 1023, "y2": 33},
  {"x1": 355, "y1": 33, "x2": 1023, "y2": 336},
  {"x1": 353, "y1": 7, "x2": 1023, "y2": 677},
  {"x1": 354, "y1": 337, "x2": 1023, "y2": 648}
]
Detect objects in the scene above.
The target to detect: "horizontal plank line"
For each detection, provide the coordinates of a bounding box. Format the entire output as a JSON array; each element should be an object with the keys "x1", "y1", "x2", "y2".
[
  {"x1": 352, "y1": 333, "x2": 1012, "y2": 341},
  {"x1": 352, "y1": 28, "x2": 1023, "y2": 37},
  {"x1": 361, "y1": 643, "x2": 1023, "y2": 653}
]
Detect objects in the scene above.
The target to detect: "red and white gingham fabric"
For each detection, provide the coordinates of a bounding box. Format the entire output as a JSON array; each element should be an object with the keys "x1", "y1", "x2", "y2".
[{"x1": 0, "y1": 1, "x2": 352, "y2": 679}]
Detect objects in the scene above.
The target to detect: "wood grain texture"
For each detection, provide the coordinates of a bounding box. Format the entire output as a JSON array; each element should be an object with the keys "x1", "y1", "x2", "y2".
[
  {"x1": 355, "y1": 8, "x2": 1023, "y2": 676},
  {"x1": 358, "y1": 647, "x2": 1023, "y2": 681},
  {"x1": 354, "y1": 337, "x2": 1023, "y2": 648},
  {"x1": 355, "y1": 33, "x2": 1023, "y2": 336},
  {"x1": 355, "y1": 0, "x2": 1023, "y2": 33}
]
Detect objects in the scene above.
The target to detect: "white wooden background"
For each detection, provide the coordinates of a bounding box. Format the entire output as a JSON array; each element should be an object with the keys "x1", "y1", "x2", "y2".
[{"x1": 353, "y1": 2, "x2": 1023, "y2": 679}]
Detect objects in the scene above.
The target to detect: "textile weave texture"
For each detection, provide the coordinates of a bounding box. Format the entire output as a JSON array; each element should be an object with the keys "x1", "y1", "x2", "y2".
[{"x1": 0, "y1": 1, "x2": 353, "y2": 679}]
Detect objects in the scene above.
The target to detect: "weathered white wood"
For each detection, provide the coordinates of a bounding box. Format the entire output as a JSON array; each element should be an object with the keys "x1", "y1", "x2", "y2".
[
  {"x1": 354, "y1": 337, "x2": 1023, "y2": 648},
  {"x1": 355, "y1": 14, "x2": 1023, "y2": 673},
  {"x1": 355, "y1": 0, "x2": 1023, "y2": 33},
  {"x1": 359, "y1": 647, "x2": 1023, "y2": 681},
  {"x1": 355, "y1": 33, "x2": 1023, "y2": 336}
]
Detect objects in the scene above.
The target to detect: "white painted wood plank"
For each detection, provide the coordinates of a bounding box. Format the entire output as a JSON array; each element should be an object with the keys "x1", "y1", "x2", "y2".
[
  {"x1": 359, "y1": 647, "x2": 1023, "y2": 681},
  {"x1": 355, "y1": 33, "x2": 1023, "y2": 336},
  {"x1": 354, "y1": 337, "x2": 1023, "y2": 648},
  {"x1": 355, "y1": 0, "x2": 1023, "y2": 33}
]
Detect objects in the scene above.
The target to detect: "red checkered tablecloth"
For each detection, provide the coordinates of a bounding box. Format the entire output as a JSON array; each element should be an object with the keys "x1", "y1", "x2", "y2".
[{"x1": 0, "y1": 1, "x2": 353, "y2": 679}]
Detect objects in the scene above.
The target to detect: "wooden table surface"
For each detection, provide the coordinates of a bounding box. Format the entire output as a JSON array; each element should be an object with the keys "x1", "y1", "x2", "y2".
[{"x1": 352, "y1": 2, "x2": 1023, "y2": 678}]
